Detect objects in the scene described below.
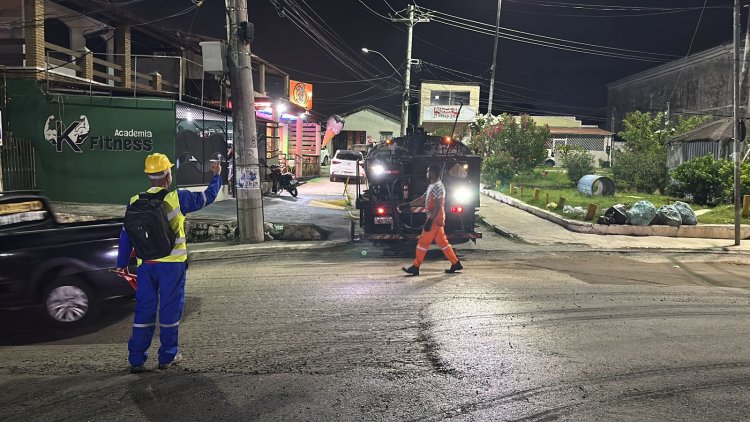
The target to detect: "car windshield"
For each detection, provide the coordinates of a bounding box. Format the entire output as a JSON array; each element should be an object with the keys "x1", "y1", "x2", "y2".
[{"x1": 336, "y1": 151, "x2": 362, "y2": 161}]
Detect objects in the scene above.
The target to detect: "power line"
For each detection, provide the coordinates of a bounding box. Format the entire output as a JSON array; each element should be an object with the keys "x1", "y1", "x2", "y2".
[{"x1": 421, "y1": 6, "x2": 679, "y2": 59}]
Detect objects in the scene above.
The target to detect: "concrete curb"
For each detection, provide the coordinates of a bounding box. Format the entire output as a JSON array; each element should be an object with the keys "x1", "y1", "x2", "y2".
[
  {"x1": 481, "y1": 189, "x2": 750, "y2": 240},
  {"x1": 475, "y1": 214, "x2": 522, "y2": 240},
  {"x1": 188, "y1": 238, "x2": 352, "y2": 262}
]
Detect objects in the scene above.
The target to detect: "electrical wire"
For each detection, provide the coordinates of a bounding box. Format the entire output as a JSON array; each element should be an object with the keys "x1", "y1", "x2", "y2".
[
  {"x1": 420, "y1": 6, "x2": 679, "y2": 60},
  {"x1": 356, "y1": 0, "x2": 393, "y2": 20}
]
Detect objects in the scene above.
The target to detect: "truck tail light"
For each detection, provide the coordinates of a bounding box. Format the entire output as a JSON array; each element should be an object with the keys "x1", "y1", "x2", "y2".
[
  {"x1": 376, "y1": 207, "x2": 386, "y2": 215},
  {"x1": 451, "y1": 206, "x2": 464, "y2": 214}
]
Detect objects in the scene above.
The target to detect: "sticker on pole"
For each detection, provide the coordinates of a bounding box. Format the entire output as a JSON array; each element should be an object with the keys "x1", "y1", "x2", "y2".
[{"x1": 237, "y1": 167, "x2": 260, "y2": 190}]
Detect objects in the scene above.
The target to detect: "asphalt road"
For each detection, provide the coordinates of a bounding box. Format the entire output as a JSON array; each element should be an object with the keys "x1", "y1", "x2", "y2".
[{"x1": 2, "y1": 239, "x2": 750, "y2": 421}]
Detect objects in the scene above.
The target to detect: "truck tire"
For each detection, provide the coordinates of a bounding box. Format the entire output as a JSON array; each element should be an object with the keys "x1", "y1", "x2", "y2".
[{"x1": 41, "y1": 276, "x2": 99, "y2": 327}]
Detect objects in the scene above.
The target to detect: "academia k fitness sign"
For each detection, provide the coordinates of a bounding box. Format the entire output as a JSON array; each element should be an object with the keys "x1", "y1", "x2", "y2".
[{"x1": 44, "y1": 115, "x2": 155, "y2": 153}]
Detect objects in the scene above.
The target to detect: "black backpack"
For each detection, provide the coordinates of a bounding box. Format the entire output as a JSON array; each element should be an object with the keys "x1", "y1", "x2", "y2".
[{"x1": 123, "y1": 189, "x2": 177, "y2": 260}]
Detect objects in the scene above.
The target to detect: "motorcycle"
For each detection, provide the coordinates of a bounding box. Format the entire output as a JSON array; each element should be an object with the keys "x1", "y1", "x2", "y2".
[{"x1": 270, "y1": 164, "x2": 305, "y2": 197}]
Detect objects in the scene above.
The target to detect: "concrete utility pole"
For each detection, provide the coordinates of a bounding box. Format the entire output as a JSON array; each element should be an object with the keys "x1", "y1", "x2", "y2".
[
  {"x1": 733, "y1": 0, "x2": 741, "y2": 246},
  {"x1": 487, "y1": 0, "x2": 502, "y2": 116},
  {"x1": 226, "y1": 0, "x2": 264, "y2": 243},
  {"x1": 392, "y1": 5, "x2": 429, "y2": 136}
]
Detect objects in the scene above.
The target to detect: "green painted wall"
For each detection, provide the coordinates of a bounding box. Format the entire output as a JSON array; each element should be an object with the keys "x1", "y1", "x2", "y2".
[{"x1": 6, "y1": 80, "x2": 176, "y2": 204}]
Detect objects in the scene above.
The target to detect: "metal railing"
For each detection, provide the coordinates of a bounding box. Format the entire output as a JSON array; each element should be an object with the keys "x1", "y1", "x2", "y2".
[
  {"x1": 1, "y1": 138, "x2": 36, "y2": 191},
  {"x1": 42, "y1": 42, "x2": 206, "y2": 103}
]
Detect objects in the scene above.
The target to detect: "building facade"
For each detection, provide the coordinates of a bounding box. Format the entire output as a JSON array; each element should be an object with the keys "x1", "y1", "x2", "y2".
[
  {"x1": 419, "y1": 81, "x2": 481, "y2": 137},
  {"x1": 0, "y1": 0, "x2": 319, "y2": 200},
  {"x1": 607, "y1": 43, "x2": 741, "y2": 133},
  {"x1": 334, "y1": 106, "x2": 401, "y2": 153}
]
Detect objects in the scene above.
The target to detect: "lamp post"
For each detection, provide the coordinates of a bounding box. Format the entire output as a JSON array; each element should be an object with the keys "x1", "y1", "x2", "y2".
[
  {"x1": 361, "y1": 48, "x2": 402, "y2": 77},
  {"x1": 362, "y1": 47, "x2": 408, "y2": 135}
]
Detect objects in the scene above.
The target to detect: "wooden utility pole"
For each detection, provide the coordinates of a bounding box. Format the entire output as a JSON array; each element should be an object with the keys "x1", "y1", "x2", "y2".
[
  {"x1": 487, "y1": 0, "x2": 502, "y2": 116},
  {"x1": 226, "y1": 0, "x2": 264, "y2": 243}
]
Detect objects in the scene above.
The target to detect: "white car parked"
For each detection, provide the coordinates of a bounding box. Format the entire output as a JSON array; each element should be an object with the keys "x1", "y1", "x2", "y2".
[{"x1": 329, "y1": 150, "x2": 365, "y2": 182}]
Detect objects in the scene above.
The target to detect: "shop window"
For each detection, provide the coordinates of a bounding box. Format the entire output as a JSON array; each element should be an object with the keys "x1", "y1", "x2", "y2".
[{"x1": 430, "y1": 91, "x2": 470, "y2": 106}]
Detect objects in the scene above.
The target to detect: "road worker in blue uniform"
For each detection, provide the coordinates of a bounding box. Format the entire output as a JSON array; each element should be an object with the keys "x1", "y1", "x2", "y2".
[{"x1": 117, "y1": 153, "x2": 221, "y2": 373}]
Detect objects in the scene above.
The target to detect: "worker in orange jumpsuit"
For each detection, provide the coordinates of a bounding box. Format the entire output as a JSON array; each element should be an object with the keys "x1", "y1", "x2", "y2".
[{"x1": 402, "y1": 164, "x2": 463, "y2": 276}]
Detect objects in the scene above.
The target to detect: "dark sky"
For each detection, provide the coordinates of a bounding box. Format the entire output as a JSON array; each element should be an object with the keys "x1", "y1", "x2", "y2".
[{"x1": 145, "y1": 0, "x2": 740, "y2": 125}]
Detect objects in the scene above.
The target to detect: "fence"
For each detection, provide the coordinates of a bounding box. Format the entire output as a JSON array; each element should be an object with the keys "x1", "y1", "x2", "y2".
[{"x1": 1, "y1": 138, "x2": 36, "y2": 191}]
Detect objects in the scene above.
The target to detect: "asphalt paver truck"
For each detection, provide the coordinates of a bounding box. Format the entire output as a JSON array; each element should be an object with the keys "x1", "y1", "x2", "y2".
[{"x1": 355, "y1": 131, "x2": 483, "y2": 243}]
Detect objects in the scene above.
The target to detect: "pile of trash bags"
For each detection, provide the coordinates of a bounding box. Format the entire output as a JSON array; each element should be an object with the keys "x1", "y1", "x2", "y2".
[{"x1": 596, "y1": 200, "x2": 697, "y2": 227}]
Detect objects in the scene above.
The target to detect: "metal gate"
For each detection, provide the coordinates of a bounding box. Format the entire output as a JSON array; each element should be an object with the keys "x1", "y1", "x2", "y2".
[{"x1": 1, "y1": 138, "x2": 36, "y2": 191}]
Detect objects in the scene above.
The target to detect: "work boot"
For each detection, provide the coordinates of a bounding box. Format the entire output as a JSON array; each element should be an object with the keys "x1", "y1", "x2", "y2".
[
  {"x1": 445, "y1": 261, "x2": 463, "y2": 274},
  {"x1": 401, "y1": 265, "x2": 419, "y2": 276},
  {"x1": 129, "y1": 365, "x2": 145, "y2": 374},
  {"x1": 158, "y1": 353, "x2": 183, "y2": 370}
]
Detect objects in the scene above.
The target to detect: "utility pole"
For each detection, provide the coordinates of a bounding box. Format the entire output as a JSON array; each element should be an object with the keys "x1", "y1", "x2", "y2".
[
  {"x1": 226, "y1": 0, "x2": 264, "y2": 243},
  {"x1": 392, "y1": 5, "x2": 429, "y2": 136},
  {"x1": 487, "y1": 0, "x2": 502, "y2": 116},
  {"x1": 733, "y1": 0, "x2": 741, "y2": 246}
]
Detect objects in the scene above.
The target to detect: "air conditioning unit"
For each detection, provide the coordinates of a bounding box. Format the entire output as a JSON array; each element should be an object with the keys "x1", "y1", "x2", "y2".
[{"x1": 199, "y1": 41, "x2": 227, "y2": 75}]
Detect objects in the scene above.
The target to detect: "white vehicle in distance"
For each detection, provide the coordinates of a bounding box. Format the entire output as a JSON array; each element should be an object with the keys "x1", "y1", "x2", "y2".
[
  {"x1": 330, "y1": 150, "x2": 365, "y2": 182},
  {"x1": 320, "y1": 147, "x2": 330, "y2": 166}
]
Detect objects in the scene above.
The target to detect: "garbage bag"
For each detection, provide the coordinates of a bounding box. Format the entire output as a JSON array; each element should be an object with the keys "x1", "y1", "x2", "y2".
[
  {"x1": 603, "y1": 204, "x2": 628, "y2": 225},
  {"x1": 673, "y1": 201, "x2": 698, "y2": 225},
  {"x1": 626, "y1": 200, "x2": 657, "y2": 226},
  {"x1": 562, "y1": 205, "x2": 585, "y2": 219},
  {"x1": 657, "y1": 205, "x2": 682, "y2": 227}
]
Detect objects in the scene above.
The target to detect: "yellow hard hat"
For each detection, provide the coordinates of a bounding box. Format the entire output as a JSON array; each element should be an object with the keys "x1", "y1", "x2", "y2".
[{"x1": 144, "y1": 153, "x2": 174, "y2": 174}]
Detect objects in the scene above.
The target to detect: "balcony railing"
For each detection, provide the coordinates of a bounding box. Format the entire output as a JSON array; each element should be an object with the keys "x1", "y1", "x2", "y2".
[{"x1": 42, "y1": 42, "x2": 205, "y2": 102}]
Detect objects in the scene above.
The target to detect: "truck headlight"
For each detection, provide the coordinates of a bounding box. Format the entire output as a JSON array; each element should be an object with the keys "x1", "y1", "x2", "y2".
[
  {"x1": 452, "y1": 186, "x2": 473, "y2": 204},
  {"x1": 371, "y1": 164, "x2": 385, "y2": 176}
]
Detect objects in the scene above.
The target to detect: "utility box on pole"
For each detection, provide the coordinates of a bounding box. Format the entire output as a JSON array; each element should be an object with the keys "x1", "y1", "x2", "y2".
[
  {"x1": 226, "y1": 0, "x2": 264, "y2": 243},
  {"x1": 199, "y1": 41, "x2": 227, "y2": 75}
]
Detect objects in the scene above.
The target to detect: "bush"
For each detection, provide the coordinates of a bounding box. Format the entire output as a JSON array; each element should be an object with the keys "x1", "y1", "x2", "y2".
[
  {"x1": 482, "y1": 152, "x2": 516, "y2": 187},
  {"x1": 667, "y1": 155, "x2": 750, "y2": 205},
  {"x1": 666, "y1": 155, "x2": 725, "y2": 205},
  {"x1": 612, "y1": 149, "x2": 668, "y2": 193},
  {"x1": 561, "y1": 148, "x2": 594, "y2": 185}
]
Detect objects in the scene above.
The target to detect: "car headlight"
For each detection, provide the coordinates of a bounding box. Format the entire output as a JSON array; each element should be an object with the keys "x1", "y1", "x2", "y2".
[
  {"x1": 452, "y1": 186, "x2": 473, "y2": 204},
  {"x1": 371, "y1": 164, "x2": 385, "y2": 176}
]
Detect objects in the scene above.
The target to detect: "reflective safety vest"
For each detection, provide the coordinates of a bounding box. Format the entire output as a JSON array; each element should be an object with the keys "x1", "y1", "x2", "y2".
[{"x1": 129, "y1": 187, "x2": 187, "y2": 263}]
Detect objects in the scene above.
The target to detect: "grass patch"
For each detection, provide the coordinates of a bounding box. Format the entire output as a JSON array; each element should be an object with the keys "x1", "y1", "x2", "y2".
[
  {"x1": 496, "y1": 167, "x2": 748, "y2": 224},
  {"x1": 507, "y1": 168, "x2": 570, "y2": 189},
  {"x1": 502, "y1": 186, "x2": 685, "y2": 221},
  {"x1": 696, "y1": 205, "x2": 750, "y2": 225}
]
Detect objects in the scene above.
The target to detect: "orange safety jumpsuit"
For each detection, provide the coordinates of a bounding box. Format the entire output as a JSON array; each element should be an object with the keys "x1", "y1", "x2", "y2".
[{"x1": 412, "y1": 180, "x2": 459, "y2": 268}]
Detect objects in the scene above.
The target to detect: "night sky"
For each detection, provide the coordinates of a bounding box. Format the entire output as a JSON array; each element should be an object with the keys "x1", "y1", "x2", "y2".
[{"x1": 143, "y1": 0, "x2": 740, "y2": 125}]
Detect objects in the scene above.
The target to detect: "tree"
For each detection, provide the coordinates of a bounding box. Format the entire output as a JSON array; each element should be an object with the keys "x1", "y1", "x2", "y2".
[
  {"x1": 470, "y1": 113, "x2": 549, "y2": 174},
  {"x1": 613, "y1": 111, "x2": 710, "y2": 192}
]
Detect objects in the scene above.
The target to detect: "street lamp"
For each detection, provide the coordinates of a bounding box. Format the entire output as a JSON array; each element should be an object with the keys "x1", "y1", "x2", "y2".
[
  {"x1": 362, "y1": 47, "x2": 409, "y2": 136},
  {"x1": 361, "y1": 48, "x2": 402, "y2": 78}
]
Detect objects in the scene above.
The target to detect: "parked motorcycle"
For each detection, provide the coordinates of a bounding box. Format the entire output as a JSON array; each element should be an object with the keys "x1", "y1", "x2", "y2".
[{"x1": 270, "y1": 164, "x2": 305, "y2": 197}]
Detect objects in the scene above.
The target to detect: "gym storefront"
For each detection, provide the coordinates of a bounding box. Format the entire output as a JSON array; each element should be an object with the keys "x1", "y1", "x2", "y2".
[{"x1": 4, "y1": 80, "x2": 228, "y2": 204}]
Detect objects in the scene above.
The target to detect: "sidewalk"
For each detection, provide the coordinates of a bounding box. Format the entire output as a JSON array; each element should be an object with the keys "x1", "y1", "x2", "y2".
[
  {"x1": 51, "y1": 178, "x2": 356, "y2": 260},
  {"x1": 478, "y1": 192, "x2": 750, "y2": 253}
]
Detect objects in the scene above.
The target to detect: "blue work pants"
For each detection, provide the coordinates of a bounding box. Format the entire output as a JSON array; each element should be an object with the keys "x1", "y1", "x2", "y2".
[{"x1": 128, "y1": 262, "x2": 187, "y2": 367}]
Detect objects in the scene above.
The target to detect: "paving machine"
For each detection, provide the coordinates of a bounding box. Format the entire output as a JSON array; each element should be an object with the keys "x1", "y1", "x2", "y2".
[{"x1": 355, "y1": 131, "x2": 482, "y2": 243}]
